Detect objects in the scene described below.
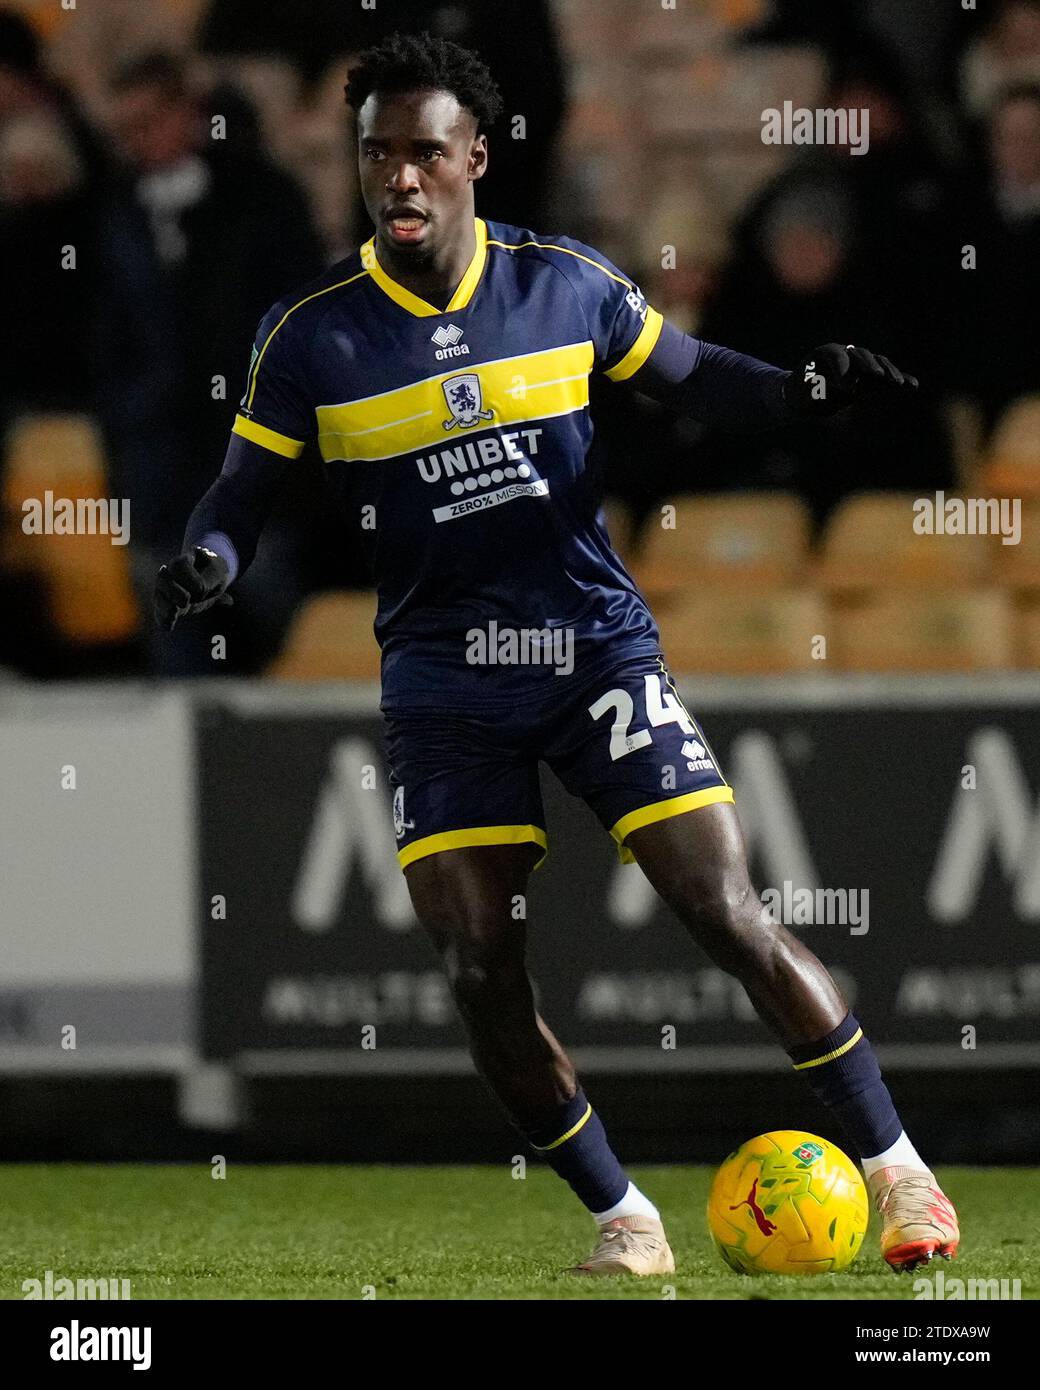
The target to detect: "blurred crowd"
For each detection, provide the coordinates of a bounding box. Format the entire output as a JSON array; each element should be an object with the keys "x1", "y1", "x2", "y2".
[{"x1": 1, "y1": 0, "x2": 1038, "y2": 676}]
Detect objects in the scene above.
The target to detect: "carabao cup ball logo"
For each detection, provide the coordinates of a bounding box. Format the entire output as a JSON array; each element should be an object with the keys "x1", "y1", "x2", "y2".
[{"x1": 441, "y1": 373, "x2": 494, "y2": 430}]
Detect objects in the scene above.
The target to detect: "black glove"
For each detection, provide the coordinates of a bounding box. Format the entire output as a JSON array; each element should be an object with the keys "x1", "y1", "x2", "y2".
[
  {"x1": 153, "y1": 546, "x2": 233, "y2": 632},
  {"x1": 783, "y1": 343, "x2": 919, "y2": 417}
]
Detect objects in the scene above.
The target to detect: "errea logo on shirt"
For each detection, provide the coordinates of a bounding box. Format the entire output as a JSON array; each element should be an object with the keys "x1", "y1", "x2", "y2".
[{"x1": 431, "y1": 324, "x2": 470, "y2": 360}]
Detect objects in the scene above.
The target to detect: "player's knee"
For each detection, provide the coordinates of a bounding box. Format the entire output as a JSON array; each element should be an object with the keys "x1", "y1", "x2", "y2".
[
  {"x1": 442, "y1": 930, "x2": 520, "y2": 1016},
  {"x1": 681, "y1": 876, "x2": 771, "y2": 971},
  {"x1": 683, "y1": 869, "x2": 750, "y2": 929}
]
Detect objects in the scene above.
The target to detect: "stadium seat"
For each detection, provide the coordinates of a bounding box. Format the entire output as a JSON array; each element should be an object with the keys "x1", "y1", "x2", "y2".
[
  {"x1": 267, "y1": 591, "x2": 381, "y2": 680},
  {"x1": 817, "y1": 492, "x2": 993, "y2": 592},
  {"x1": 657, "y1": 586, "x2": 827, "y2": 674},
  {"x1": 2, "y1": 414, "x2": 138, "y2": 644},
  {"x1": 981, "y1": 396, "x2": 1040, "y2": 498},
  {"x1": 993, "y1": 499, "x2": 1040, "y2": 591},
  {"x1": 634, "y1": 492, "x2": 811, "y2": 599},
  {"x1": 833, "y1": 589, "x2": 1013, "y2": 671}
]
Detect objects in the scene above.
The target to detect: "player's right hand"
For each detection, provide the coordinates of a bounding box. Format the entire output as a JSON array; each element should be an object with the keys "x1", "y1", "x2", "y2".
[
  {"x1": 783, "y1": 343, "x2": 919, "y2": 416},
  {"x1": 153, "y1": 547, "x2": 233, "y2": 631}
]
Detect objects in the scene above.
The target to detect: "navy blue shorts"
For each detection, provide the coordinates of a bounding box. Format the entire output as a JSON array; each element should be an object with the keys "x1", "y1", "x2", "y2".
[{"x1": 383, "y1": 653, "x2": 732, "y2": 870}]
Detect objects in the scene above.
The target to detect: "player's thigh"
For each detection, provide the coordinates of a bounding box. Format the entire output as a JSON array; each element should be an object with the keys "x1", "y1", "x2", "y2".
[
  {"x1": 384, "y1": 708, "x2": 543, "y2": 960},
  {"x1": 624, "y1": 799, "x2": 754, "y2": 925},
  {"x1": 403, "y1": 841, "x2": 541, "y2": 958},
  {"x1": 384, "y1": 708, "x2": 546, "y2": 870}
]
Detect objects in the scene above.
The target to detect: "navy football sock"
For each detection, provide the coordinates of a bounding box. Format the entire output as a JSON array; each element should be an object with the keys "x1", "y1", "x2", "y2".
[
  {"x1": 522, "y1": 1087, "x2": 630, "y2": 1214},
  {"x1": 788, "y1": 1012, "x2": 903, "y2": 1160}
]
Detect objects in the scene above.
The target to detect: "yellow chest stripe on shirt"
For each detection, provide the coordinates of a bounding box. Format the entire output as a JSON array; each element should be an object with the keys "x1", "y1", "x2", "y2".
[{"x1": 315, "y1": 341, "x2": 595, "y2": 463}]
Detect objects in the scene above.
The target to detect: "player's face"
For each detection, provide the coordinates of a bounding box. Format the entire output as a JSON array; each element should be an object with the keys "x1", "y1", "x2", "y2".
[{"x1": 357, "y1": 88, "x2": 487, "y2": 255}]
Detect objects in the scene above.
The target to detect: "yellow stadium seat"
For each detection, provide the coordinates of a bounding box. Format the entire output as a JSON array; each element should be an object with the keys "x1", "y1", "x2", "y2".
[
  {"x1": 634, "y1": 492, "x2": 811, "y2": 599},
  {"x1": 818, "y1": 492, "x2": 992, "y2": 592},
  {"x1": 833, "y1": 589, "x2": 1013, "y2": 672},
  {"x1": 3, "y1": 413, "x2": 108, "y2": 501},
  {"x1": 3, "y1": 414, "x2": 138, "y2": 644},
  {"x1": 658, "y1": 587, "x2": 828, "y2": 674},
  {"x1": 268, "y1": 591, "x2": 380, "y2": 680},
  {"x1": 982, "y1": 396, "x2": 1040, "y2": 498},
  {"x1": 993, "y1": 499, "x2": 1040, "y2": 590}
]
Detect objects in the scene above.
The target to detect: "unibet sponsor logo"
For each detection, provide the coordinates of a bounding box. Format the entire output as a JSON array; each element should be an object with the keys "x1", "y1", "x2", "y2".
[
  {"x1": 416, "y1": 427, "x2": 548, "y2": 523},
  {"x1": 433, "y1": 479, "x2": 548, "y2": 523},
  {"x1": 415, "y1": 427, "x2": 543, "y2": 485}
]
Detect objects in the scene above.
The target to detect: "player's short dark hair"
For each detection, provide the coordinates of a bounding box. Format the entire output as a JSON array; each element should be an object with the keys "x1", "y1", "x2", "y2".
[{"x1": 344, "y1": 30, "x2": 503, "y2": 133}]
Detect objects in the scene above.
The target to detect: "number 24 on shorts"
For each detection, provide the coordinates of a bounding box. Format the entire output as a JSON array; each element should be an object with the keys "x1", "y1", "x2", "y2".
[{"x1": 589, "y1": 673, "x2": 697, "y2": 761}]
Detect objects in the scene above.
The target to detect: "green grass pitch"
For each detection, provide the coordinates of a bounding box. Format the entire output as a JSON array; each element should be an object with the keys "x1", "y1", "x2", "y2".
[{"x1": 0, "y1": 1165, "x2": 1035, "y2": 1300}]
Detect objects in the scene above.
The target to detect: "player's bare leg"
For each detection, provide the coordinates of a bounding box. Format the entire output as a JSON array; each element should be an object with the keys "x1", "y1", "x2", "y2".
[
  {"x1": 404, "y1": 843, "x2": 572, "y2": 1119},
  {"x1": 626, "y1": 803, "x2": 959, "y2": 1271},
  {"x1": 404, "y1": 844, "x2": 674, "y2": 1275},
  {"x1": 627, "y1": 803, "x2": 845, "y2": 1042}
]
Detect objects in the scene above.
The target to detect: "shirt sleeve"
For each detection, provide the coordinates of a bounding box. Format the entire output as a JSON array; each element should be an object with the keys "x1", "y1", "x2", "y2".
[
  {"x1": 632, "y1": 319, "x2": 794, "y2": 432},
  {"x1": 184, "y1": 432, "x2": 291, "y2": 580},
  {"x1": 231, "y1": 303, "x2": 315, "y2": 458},
  {"x1": 548, "y1": 236, "x2": 665, "y2": 381}
]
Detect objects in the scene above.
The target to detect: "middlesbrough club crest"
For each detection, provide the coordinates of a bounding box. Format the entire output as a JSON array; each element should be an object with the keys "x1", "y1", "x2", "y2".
[
  {"x1": 441, "y1": 373, "x2": 494, "y2": 430},
  {"x1": 392, "y1": 785, "x2": 414, "y2": 839}
]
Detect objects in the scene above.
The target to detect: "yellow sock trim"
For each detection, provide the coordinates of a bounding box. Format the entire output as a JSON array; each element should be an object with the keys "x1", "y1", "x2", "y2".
[
  {"x1": 531, "y1": 1102, "x2": 593, "y2": 1152},
  {"x1": 792, "y1": 1027, "x2": 864, "y2": 1071}
]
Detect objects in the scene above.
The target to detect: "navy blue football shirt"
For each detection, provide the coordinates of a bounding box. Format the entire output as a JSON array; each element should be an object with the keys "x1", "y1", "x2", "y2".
[
  {"x1": 233, "y1": 217, "x2": 674, "y2": 707},
  {"x1": 196, "y1": 217, "x2": 792, "y2": 707}
]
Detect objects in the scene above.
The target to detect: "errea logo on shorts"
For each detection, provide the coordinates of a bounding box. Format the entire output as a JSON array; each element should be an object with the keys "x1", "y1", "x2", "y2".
[{"x1": 682, "y1": 739, "x2": 715, "y2": 772}]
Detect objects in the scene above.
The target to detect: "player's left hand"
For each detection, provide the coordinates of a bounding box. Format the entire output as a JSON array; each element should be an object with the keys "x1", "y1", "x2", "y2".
[
  {"x1": 153, "y1": 546, "x2": 233, "y2": 632},
  {"x1": 783, "y1": 343, "x2": 919, "y2": 417}
]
